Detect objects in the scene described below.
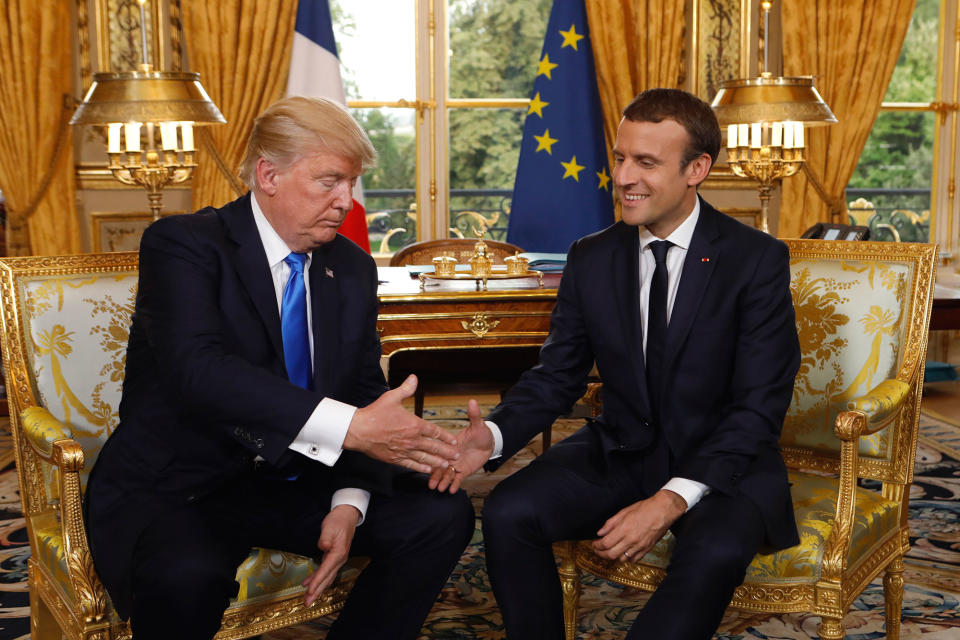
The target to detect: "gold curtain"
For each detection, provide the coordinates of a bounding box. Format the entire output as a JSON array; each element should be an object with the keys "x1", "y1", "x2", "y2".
[
  {"x1": 182, "y1": 1, "x2": 297, "y2": 210},
  {"x1": 585, "y1": 0, "x2": 686, "y2": 161},
  {"x1": 778, "y1": 0, "x2": 916, "y2": 238},
  {"x1": 0, "y1": 0, "x2": 81, "y2": 256}
]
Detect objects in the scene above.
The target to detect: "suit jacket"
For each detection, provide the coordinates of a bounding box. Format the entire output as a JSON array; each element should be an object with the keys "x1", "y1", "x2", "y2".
[
  {"x1": 86, "y1": 193, "x2": 392, "y2": 614},
  {"x1": 488, "y1": 198, "x2": 801, "y2": 549}
]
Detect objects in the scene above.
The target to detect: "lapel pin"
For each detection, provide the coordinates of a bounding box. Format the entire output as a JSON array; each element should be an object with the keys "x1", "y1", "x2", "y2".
[
  {"x1": 701, "y1": 258, "x2": 710, "y2": 263},
  {"x1": 325, "y1": 267, "x2": 335, "y2": 278}
]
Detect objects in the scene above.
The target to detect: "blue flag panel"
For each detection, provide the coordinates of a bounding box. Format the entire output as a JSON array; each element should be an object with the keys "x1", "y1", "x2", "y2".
[{"x1": 507, "y1": 0, "x2": 614, "y2": 253}]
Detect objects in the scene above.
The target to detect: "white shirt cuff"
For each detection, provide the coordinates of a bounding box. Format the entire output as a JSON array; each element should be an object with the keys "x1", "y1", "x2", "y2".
[
  {"x1": 288, "y1": 398, "x2": 357, "y2": 466},
  {"x1": 485, "y1": 420, "x2": 503, "y2": 459},
  {"x1": 662, "y1": 477, "x2": 710, "y2": 512},
  {"x1": 331, "y1": 488, "x2": 370, "y2": 526}
]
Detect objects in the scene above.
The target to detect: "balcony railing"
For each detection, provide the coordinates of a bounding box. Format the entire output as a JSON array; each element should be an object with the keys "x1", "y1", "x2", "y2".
[
  {"x1": 364, "y1": 188, "x2": 513, "y2": 253},
  {"x1": 845, "y1": 187, "x2": 931, "y2": 242}
]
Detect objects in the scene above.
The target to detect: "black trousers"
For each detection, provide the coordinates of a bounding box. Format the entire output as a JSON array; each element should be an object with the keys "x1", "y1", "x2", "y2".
[
  {"x1": 482, "y1": 457, "x2": 766, "y2": 640},
  {"x1": 88, "y1": 469, "x2": 474, "y2": 640}
]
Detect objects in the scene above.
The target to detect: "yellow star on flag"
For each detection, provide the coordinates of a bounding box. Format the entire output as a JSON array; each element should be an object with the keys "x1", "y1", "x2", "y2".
[
  {"x1": 561, "y1": 155, "x2": 586, "y2": 181},
  {"x1": 534, "y1": 129, "x2": 558, "y2": 154},
  {"x1": 596, "y1": 167, "x2": 611, "y2": 191},
  {"x1": 527, "y1": 92, "x2": 549, "y2": 118},
  {"x1": 559, "y1": 24, "x2": 585, "y2": 51},
  {"x1": 536, "y1": 54, "x2": 558, "y2": 79}
]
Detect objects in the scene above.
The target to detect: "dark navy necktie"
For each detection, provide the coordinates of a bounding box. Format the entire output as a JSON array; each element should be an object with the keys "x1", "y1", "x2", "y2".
[
  {"x1": 281, "y1": 252, "x2": 312, "y2": 390},
  {"x1": 646, "y1": 240, "x2": 672, "y2": 419}
]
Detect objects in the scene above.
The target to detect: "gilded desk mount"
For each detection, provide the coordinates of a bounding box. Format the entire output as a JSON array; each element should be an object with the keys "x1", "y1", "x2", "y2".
[{"x1": 418, "y1": 230, "x2": 544, "y2": 291}]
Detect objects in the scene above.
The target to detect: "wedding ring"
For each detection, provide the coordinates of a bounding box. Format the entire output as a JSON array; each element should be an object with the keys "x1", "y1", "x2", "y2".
[
  {"x1": 451, "y1": 466, "x2": 460, "y2": 474},
  {"x1": 623, "y1": 551, "x2": 631, "y2": 559}
]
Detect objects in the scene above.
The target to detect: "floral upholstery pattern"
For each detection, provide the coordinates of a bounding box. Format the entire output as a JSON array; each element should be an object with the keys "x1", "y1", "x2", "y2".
[
  {"x1": 21, "y1": 273, "x2": 135, "y2": 492},
  {"x1": 785, "y1": 258, "x2": 912, "y2": 459}
]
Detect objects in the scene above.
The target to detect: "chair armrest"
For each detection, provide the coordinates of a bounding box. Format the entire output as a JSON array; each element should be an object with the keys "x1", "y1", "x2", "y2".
[
  {"x1": 50, "y1": 439, "x2": 109, "y2": 623},
  {"x1": 844, "y1": 379, "x2": 910, "y2": 435},
  {"x1": 20, "y1": 405, "x2": 74, "y2": 459}
]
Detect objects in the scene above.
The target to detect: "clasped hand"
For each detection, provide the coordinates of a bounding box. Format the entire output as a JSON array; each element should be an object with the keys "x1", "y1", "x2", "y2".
[
  {"x1": 343, "y1": 375, "x2": 460, "y2": 474},
  {"x1": 429, "y1": 398, "x2": 493, "y2": 494}
]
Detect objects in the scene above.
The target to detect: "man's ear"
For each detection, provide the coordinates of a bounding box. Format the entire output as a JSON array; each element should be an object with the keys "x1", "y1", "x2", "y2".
[
  {"x1": 686, "y1": 153, "x2": 713, "y2": 187},
  {"x1": 255, "y1": 157, "x2": 279, "y2": 196}
]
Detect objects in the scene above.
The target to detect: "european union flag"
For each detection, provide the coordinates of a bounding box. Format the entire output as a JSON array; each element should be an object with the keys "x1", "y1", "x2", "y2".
[{"x1": 507, "y1": 0, "x2": 614, "y2": 253}]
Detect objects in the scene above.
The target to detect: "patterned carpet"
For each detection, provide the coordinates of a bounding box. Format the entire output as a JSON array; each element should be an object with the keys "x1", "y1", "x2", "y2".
[{"x1": 1, "y1": 408, "x2": 958, "y2": 639}]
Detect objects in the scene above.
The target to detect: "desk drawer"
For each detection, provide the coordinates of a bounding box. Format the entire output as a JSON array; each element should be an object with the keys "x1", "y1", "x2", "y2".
[{"x1": 377, "y1": 300, "x2": 554, "y2": 356}]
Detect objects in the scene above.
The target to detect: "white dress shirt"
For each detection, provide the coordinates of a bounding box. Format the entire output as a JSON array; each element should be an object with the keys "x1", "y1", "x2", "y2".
[
  {"x1": 486, "y1": 199, "x2": 709, "y2": 512},
  {"x1": 251, "y1": 193, "x2": 370, "y2": 523}
]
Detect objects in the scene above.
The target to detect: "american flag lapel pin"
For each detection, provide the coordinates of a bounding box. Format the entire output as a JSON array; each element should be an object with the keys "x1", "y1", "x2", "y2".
[{"x1": 325, "y1": 267, "x2": 335, "y2": 278}]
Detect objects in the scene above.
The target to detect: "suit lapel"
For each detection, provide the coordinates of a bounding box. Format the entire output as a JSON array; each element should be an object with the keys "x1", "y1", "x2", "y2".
[
  {"x1": 611, "y1": 224, "x2": 652, "y2": 413},
  {"x1": 309, "y1": 247, "x2": 340, "y2": 394},
  {"x1": 223, "y1": 195, "x2": 284, "y2": 358},
  {"x1": 665, "y1": 198, "x2": 720, "y2": 373}
]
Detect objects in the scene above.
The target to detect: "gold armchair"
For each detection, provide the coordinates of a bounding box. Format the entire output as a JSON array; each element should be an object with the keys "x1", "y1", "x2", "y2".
[
  {"x1": 558, "y1": 239, "x2": 938, "y2": 640},
  {"x1": 0, "y1": 253, "x2": 360, "y2": 640}
]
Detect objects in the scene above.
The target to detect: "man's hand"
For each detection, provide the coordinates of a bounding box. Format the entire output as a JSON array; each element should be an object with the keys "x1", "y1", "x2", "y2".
[
  {"x1": 591, "y1": 490, "x2": 687, "y2": 561},
  {"x1": 343, "y1": 375, "x2": 459, "y2": 474},
  {"x1": 303, "y1": 505, "x2": 360, "y2": 607},
  {"x1": 428, "y1": 398, "x2": 494, "y2": 494}
]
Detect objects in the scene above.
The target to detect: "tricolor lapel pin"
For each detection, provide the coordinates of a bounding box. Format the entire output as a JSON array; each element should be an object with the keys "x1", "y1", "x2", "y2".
[{"x1": 701, "y1": 258, "x2": 710, "y2": 263}]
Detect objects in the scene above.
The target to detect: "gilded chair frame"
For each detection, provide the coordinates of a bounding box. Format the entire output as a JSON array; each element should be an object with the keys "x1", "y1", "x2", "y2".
[
  {"x1": 557, "y1": 239, "x2": 939, "y2": 640},
  {"x1": 0, "y1": 253, "x2": 353, "y2": 640}
]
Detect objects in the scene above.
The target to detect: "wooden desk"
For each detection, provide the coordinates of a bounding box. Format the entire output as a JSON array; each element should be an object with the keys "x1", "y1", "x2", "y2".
[
  {"x1": 932, "y1": 266, "x2": 960, "y2": 331},
  {"x1": 377, "y1": 267, "x2": 560, "y2": 417},
  {"x1": 377, "y1": 267, "x2": 560, "y2": 356}
]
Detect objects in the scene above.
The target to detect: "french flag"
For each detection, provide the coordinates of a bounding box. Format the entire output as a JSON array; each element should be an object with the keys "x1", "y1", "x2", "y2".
[{"x1": 286, "y1": 0, "x2": 372, "y2": 253}]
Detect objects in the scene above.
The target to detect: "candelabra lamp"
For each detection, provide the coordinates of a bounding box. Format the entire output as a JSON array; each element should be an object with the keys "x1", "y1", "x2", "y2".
[
  {"x1": 710, "y1": 0, "x2": 836, "y2": 234},
  {"x1": 70, "y1": 1, "x2": 224, "y2": 220},
  {"x1": 71, "y1": 66, "x2": 225, "y2": 220}
]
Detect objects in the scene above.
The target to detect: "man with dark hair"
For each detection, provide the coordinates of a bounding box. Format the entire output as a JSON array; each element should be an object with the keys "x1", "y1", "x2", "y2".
[
  {"x1": 85, "y1": 97, "x2": 474, "y2": 640},
  {"x1": 433, "y1": 88, "x2": 801, "y2": 639}
]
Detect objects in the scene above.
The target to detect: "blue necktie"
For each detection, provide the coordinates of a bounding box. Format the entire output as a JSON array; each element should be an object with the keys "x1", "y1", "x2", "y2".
[
  {"x1": 646, "y1": 240, "x2": 672, "y2": 420},
  {"x1": 281, "y1": 252, "x2": 312, "y2": 390}
]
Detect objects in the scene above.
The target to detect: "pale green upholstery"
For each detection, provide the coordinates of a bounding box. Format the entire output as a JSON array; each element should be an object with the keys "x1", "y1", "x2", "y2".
[
  {"x1": 0, "y1": 253, "x2": 356, "y2": 640},
  {"x1": 785, "y1": 257, "x2": 911, "y2": 459},
  {"x1": 564, "y1": 240, "x2": 939, "y2": 640}
]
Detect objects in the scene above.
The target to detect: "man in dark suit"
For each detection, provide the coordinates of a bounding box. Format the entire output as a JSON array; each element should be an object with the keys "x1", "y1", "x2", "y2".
[
  {"x1": 85, "y1": 96, "x2": 474, "y2": 640},
  {"x1": 432, "y1": 88, "x2": 802, "y2": 639}
]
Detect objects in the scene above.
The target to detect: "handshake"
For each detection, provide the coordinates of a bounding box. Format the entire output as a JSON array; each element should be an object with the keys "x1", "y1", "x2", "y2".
[{"x1": 343, "y1": 374, "x2": 493, "y2": 492}]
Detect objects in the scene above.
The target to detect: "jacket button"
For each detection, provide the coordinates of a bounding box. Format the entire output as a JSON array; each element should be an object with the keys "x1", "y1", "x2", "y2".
[{"x1": 255, "y1": 438, "x2": 265, "y2": 449}]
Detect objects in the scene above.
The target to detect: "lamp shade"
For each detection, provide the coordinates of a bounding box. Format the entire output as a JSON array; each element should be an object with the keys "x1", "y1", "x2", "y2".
[
  {"x1": 711, "y1": 74, "x2": 836, "y2": 126},
  {"x1": 70, "y1": 70, "x2": 226, "y2": 125}
]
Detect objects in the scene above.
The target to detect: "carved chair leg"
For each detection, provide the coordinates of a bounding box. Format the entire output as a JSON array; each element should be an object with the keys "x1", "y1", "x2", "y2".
[
  {"x1": 556, "y1": 541, "x2": 580, "y2": 640},
  {"x1": 884, "y1": 554, "x2": 905, "y2": 640},
  {"x1": 818, "y1": 615, "x2": 845, "y2": 640}
]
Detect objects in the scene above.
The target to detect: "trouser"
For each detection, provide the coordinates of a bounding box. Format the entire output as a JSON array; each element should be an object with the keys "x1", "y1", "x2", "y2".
[
  {"x1": 482, "y1": 457, "x2": 766, "y2": 640},
  {"x1": 88, "y1": 469, "x2": 475, "y2": 640}
]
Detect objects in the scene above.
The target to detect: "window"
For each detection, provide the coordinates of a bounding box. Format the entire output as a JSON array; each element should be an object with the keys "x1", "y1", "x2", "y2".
[
  {"x1": 847, "y1": 0, "x2": 960, "y2": 249},
  {"x1": 334, "y1": 0, "x2": 551, "y2": 255}
]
